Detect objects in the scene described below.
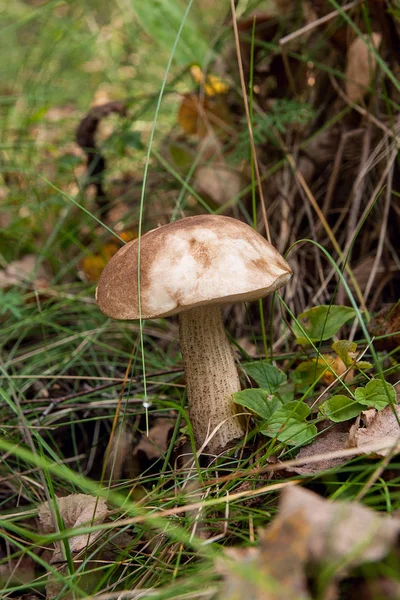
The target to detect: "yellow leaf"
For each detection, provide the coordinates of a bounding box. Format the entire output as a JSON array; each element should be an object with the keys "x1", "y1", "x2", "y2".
[{"x1": 81, "y1": 230, "x2": 137, "y2": 281}]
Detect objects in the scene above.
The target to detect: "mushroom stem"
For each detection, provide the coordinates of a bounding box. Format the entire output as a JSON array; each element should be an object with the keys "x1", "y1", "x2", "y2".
[{"x1": 179, "y1": 305, "x2": 244, "y2": 453}]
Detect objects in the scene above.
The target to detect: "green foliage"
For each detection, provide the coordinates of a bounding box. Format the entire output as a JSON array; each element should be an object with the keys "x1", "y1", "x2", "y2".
[
  {"x1": 293, "y1": 305, "x2": 357, "y2": 345},
  {"x1": 242, "y1": 360, "x2": 287, "y2": 393},
  {"x1": 234, "y1": 388, "x2": 280, "y2": 421},
  {"x1": 290, "y1": 359, "x2": 326, "y2": 386},
  {"x1": 332, "y1": 340, "x2": 373, "y2": 370},
  {"x1": 0, "y1": 289, "x2": 25, "y2": 319},
  {"x1": 319, "y1": 395, "x2": 364, "y2": 423},
  {"x1": 235, "y1": 361, "x2": 316, "y2": 448},
  {"x1": 131, "y1": 0, "x2": 211, "y2": 65},
  {"x1": 260, "y1": 402, "x2": 317, "y2": 445},
  {"x1": 237, "y1": 350, "x2": 396, "y2": 444},
  {"x1": 234, "y1": 99, "x2": 314, "y2": 162},
  {"x1": 319, "y1": 381, "x2": 396, "y2": 422},
  {"x1": 354, "y1": 380, "x2": 396, "y2": 410},
  {"x1": 332, "y1": 340, "x2": 357, "y2": 366}
]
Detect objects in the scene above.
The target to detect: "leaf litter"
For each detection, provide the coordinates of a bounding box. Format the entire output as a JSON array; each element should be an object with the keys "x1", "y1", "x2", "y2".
[{"x1": 218, "y1": 486, "x2": 400, "y2": 600}]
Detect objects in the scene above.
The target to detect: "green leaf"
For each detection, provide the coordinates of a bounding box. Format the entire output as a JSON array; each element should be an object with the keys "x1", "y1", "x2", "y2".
[
  {"x1": 354, "y1": 380, "x2": 396, "y2": 410},
  {"x1": 242, "y1": 361, "x2": 287, "y2": 393},
  {"x1": 293, "y1": 305, "x2": 356, "y2": 345},
  {"x1": 169, "y1": 143, "x2": 193, "y2": 169},
  {"x1": 120, "y1": 130, "x2": 143, "y2": 150},
  {"x1": 355, "y1": 361, "x2": 373, "y2": 370},
  {"x1": 131, "y1": 0, "x2": 210, "y2": 65},
  {"x1": 260, "y1": 402, "x2": 317, "y2": 445},
  {"x1": 233, "y1": 389, "x2": 281, "y2": 421},
  {"x1": 319, "y1": 395, "x2": 364, "y2": 422},
  {"x1": 332, "y1": 340, "x2": 357, "y2": 367},
  {"x1": 290, "y1": 359, "x2": 326, "y2": 386},
  {"x1": 332, "y1": 340, "x2": 372, "y2": 371},
  {"x1": 276, "y1": 382, "x2": 295, "y2": 403}
]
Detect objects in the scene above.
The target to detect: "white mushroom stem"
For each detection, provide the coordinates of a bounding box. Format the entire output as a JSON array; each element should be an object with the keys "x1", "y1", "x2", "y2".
[{"x1": 179, "y1": 305, "x2": 245, "y2": 453}]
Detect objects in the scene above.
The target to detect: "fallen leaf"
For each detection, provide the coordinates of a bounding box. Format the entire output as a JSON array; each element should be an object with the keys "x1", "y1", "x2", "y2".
[
  {"x1": 104, "y1": 424, "x2": 134, "y2": 483},
  {"x1": 76, "y1": 100, "x2": 127, "y2": 208},
  {"x1": 39, "y1": 494, "x2": 109, "y2": 600},
  {"x1": 279, "y1": 487, "x2": 400, "y2": 568},
  {"x1": 218, "y1": 487, "x2": 400, "y2": 599},
  {"x1": 347, "y1": 404, "x2": 400, "y2": 457},
  {"x1": 38, "y1": 493, "x2": 108, "y2": 555},
  {"x1": 345, "y1": 33, "x2": 382, "y2": 103},
  {"x1": 133, "y1": 417, "x2": 174, "y2": 462},
  {"x1": 291, "y1": 423, "x2": 351, "y2": 474},
  {"x1": 0, "y1": 556, "x2": 36, "y2": 586},
  {"x1": 219, "y1": 510, "x2": 311, "y2": 600},
  {"x1": 178, "y1": 93, "x2": 233, "y2": 137},
  {"x1": 0, "y1": 255, "x2": 51, "y2": 290},
  {"x1": 194, "y1": 163, "x2": 244, "y2": 206}
]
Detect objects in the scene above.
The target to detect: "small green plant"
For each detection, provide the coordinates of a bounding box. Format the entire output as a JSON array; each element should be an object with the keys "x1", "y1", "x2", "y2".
[
  {"x1": 234, "y1": 305, "x2": 397, "y2": 449},
  {"x1": 233, "y1": 98, "x2": 314, "y2": 163}
]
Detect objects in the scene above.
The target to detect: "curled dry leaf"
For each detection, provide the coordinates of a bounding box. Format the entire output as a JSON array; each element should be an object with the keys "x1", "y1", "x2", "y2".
[
  {"x1": 133, "y1": 417, "x2": 174, "y2": 462},
  {"x1": 38, "y1": 493, "x2": 108, "y2": 555},
  {"x1": 279, "y1": 487, "x2": 400, "y2": 568},
  {"x1": 76, "y1": 100, "x2": 127, "y2": 210},
  {"x1": 219, "y1": 511, "x2": 311, "y2": 600},
  {"x1": 345, "y1": 33, "x2": 382, "y2": 103},
  {"x1": 218, "y1": 487, "x2": 400, "y2": 600},
  {"x1": 39, "y1": 494, "x2": 109, "y2": 600},
  {"x1": 347, "y1": 404, "x2": 400, "y2": 457}
]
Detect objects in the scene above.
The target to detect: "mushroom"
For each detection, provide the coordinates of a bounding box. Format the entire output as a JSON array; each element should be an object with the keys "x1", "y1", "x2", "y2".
[{"x1": 96, "y1": 215, "x2": 292, "y2": 454}]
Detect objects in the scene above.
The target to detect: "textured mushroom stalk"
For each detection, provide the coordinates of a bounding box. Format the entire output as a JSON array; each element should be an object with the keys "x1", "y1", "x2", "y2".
[{"x1": 179, "y1": 305, "x2": 244, "y2": 453}]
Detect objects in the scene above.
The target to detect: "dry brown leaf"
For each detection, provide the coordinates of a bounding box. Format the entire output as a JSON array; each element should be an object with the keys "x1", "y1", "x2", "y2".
[
  {"x1": 345, "y1": 34, "x2": 382, "y2": 103},
  {"x1": 218, "y1": 487, "x2": 400, "y2": 600},
  {"x1": 279, "y1": 486, "x2": 400, "y2": 568},
  {"x1": 219, "y1": 510, "x2": 311, "y2": 600},
  {"x1": 178, "y1": 93, "x2": 233, "y2": 137},
  {"x1": 133, "y1": 417, "x2": 174, "y2": 462},
  {"x1": 291, "y1": 423, "x2": 350, "y2": 475},
  {"x1": 0, "y1": 255, "x2": 51, "y2": 290},
  {"x1": 194, "y1": 164, "x2": 244, "y2": 206},
  {"x1": 39, "y1": 494, "x2": 109, "y2": 600},
  {"x1": 0, "y1": 556, "x2": 36, "y2": 586},
  {"x1": 347, "y1": 404, "x2": 400, "y2": 457},
  {"x1": 38, "y1": 493, "x2": 108, "y2": 555}
]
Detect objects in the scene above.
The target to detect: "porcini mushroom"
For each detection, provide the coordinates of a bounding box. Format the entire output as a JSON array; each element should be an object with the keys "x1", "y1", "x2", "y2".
[{"x1": 96, "y1": 215, "x2": 292, "y2": 454}]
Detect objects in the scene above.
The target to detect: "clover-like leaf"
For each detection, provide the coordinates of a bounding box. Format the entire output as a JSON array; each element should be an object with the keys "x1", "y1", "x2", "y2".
[{"x1": 354, "y1": 380, "x2": 396, "y2": 410}]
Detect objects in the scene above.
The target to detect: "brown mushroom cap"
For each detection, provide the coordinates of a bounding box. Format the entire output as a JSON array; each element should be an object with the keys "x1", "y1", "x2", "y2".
[{"x1": 96, "y1": 215, "x2": 292, "y2": 320}]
